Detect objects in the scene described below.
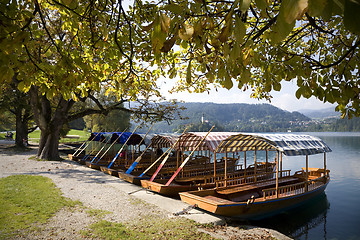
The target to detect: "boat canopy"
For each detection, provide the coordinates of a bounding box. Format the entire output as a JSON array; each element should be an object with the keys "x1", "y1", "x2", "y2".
[
  {"x1": 88, "y1": 132, "x2": 143, "y2": 145},
  {"x1": 110, "y1": 132, "x2": 144, "y2": 145},
  {"x1": 216, "y1": 133, "x2": 332, "y2": 156},
  {"x1": 151, "y1": 134, "x2": 180, "y2": 148},
  {"x1": 138, "y1": 133, "x2": 156, "y2": 146},
  {"x1": 88, "y1": 132, "x2": 110, "y2": 142},
  {"x1": 177, "y1": 132, "x2": 241, "y2": 152}
]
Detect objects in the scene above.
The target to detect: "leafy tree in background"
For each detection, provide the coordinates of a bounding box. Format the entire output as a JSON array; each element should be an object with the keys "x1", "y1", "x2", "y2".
[{"x1": 0, "y1": 74, "x2": 36, "y2": 147}]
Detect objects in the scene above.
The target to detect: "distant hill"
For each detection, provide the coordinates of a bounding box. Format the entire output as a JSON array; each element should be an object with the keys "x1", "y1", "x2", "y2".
[
  {"x1": 149, "y1": 102, "x2": 312, "y2": 133},
  {"x1": 298, "y1": 107, "x2": 340, "y2": 120}
]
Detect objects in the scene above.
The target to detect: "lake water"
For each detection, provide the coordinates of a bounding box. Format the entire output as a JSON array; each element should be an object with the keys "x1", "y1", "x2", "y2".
[{"x1": 242, "y1": 132, "x2": 360, "y2": 240}]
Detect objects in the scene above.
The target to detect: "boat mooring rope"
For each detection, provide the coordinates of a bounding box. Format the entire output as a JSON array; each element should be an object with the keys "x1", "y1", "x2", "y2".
[{"x1": 171, "y1": 204, "x2": 198, "y2": 216}]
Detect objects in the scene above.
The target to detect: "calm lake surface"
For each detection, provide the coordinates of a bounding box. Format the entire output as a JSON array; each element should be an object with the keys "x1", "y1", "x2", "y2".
[{"x1": 244, "y1": 132, "x2": 360, "y2": 240}]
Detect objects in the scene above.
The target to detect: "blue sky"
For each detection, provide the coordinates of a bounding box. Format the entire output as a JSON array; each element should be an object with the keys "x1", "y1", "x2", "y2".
[{"x1": 159, "y1": 79, "x2": 336, "y2": 112}]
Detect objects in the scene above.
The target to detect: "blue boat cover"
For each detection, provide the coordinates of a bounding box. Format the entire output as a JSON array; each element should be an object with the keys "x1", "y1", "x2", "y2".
[
  {"x1": 88, "y1": 132, "x2": 143, "y2": 145},
  {"x1": 216, "y1": 133, "x2": 332, "y2": 156}
]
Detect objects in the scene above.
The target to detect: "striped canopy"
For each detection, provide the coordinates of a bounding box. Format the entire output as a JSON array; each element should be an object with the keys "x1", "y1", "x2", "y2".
[
  {"x1": 216, "y1": 133, "x2": 332, "y2": 156},
  {"x1": 138, "y1": 133, "x2": 156, "y2": 146},
  {"x1": 177, "y1": 132, "x2": 241, "y2": 152},
  {"x1": 151, "y1": 134, "x2": 180, "y2": 148}
]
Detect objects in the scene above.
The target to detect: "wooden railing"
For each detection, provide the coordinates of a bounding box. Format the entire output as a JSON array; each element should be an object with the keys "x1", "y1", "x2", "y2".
[
  {"x1": 215, "y1": 170, "x2": 291, "y2": 188},
  {"x1": 262, "y1": 176, "x2": 327, "y2": 200}
]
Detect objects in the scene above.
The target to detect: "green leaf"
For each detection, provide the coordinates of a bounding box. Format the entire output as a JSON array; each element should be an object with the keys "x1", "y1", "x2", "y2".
[
  {"x1": 234, "y1": 16, "x2": 246, "y2": 43},
  {"x1": 273, "y1": 81, "x2": 281, "y2": 91},
  {"x1": 223, "y1": 71, "x2": 233, "y2": 89},
  {"x1": 255, "y1": 0, "x2": 269, "y2": 10},
  {"x1": 282, "y1": 0, "x2": 308, "y2": 23},
  {"x1": 344, "y1": 0, "x2": 360, "y2": 35},
  {"x1": 186, "y1": 61, "x2": 192, "y2": 84},
  {"x1": 164, "y1": 3, "x2": 184, "y2": 15},
  {"x1": 308, "y1": 0, "x2": 328, "y2": 16},
  {"x1": 295, "y1": 88, "x2": 302, "y2": 99},
  {"x1": 240, "y1": 0, "x2": 251, "y2": 11}
]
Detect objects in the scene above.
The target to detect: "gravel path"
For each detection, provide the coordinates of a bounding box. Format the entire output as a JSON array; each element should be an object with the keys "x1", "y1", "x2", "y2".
[{"x1": 0, "y1": 142, "x2": 291, "y2": 240}]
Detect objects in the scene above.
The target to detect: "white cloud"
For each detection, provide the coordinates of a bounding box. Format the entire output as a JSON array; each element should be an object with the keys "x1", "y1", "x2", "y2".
[{"x1": 159, "y1": 79, "x2": 336, "y2": 112}]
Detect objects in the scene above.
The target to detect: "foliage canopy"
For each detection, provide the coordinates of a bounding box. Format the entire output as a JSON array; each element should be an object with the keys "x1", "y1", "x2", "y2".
[{"x1": 1, "y1": 0, "x2": 359, "y2": 120}]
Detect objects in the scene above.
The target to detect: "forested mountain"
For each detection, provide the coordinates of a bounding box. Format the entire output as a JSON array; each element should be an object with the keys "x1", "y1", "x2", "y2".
[
  {"x1": 150, "y1": 103, "x2": 311, "y2": 133},
  {"x1": 298, "y1": 107, "x2": 341, "y2": 119}
]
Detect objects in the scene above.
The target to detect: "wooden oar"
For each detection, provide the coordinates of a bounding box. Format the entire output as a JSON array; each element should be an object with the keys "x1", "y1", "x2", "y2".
[
  {"x1": 139, "y1": 128, "x2": 188, "y2": 178},
  {"x1": 125, "y1": 124, "x2": 155, "y2": 174},
  {"x1": 93, "y1": 128, "x2": 127, "y2": 164},
  {"x1": 73, "y1": 131, "x2": 103, "y2": 157},
  {"x1": 107, "y1": 125, "x2": 139, "y2": 168},
  {"x1": 90, "y1": 129, "x2": 120, "y2": 163},
  {"x1": 138, "y1": 145, "x2": 173, "y2": 178},
  {"x1": 149, "y1": 127, "x2": 188, "y2": 181},
  {"x1": 133, "y1": 123, "x2": 154, "y2": 157},
  {"x1": 125, "y1": 142, "x2": 153, "y2": 174},
  {"x1": 82, "y1": 133, "x2": 108, "y2": 161},
  {"x1": 165, "y1": 125, "x2": 215, "y2": 186}
]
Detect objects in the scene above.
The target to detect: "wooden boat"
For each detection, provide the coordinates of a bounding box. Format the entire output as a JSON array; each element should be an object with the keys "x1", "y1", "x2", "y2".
[
  {"x1": 179, "y1": 133, "x2": 332, "y2": 220},
  {"x1": 69, "y1": 131, "x2": 107, "y2": 163},
  {"x1": 141, "y1": 131, "x2": 277, "y2": 197},
  {"x1": 117, "y1": 134, "x2": 180, "y2": 185},
  {"x1": 90, "y1": 130, "x2": 144, "y2": 171},
  {"x1": 141, "y1": 161, "x2": 275, "y2": 197}
]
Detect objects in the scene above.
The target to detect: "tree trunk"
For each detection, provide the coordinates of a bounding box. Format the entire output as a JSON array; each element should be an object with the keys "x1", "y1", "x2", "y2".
[
  {"x1": 15, "y1": 109, "x2": 28, "y2": 148},
  {"x1": 29, "y1": 86, "x2": 74, "y2": 160},
  {"x1": 38, "y1": 125, "x2": 62, "y2": 160}
]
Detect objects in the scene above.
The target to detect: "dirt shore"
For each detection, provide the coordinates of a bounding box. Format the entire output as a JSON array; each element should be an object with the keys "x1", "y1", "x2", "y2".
[{"x1": 0, "y1": 142, "x2": 291, "y2": 240}]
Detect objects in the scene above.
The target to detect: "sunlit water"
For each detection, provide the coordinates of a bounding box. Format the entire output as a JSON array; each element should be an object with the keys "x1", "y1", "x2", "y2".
[
  {"x1": 161, "y1": 132, "x2": 360, "y2": 239},
  {"x1": 240, "y1": 132, "x2": 360, "y2": 240}
]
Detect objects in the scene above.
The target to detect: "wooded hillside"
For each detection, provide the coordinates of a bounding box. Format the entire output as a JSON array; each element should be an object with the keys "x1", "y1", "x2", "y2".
[{"x1": 150, "y1": 103, "x2": 311, "y2": 133}]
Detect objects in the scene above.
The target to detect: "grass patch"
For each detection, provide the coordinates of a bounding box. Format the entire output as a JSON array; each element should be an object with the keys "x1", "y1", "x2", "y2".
[
  {"x1": 0, "y1": 175, "x2": 78, "y2": 238},
  {"x1": 86, "y1": 209, "x2": 112, "y2": 219},
  {"x1": 28, "y1": 129, "x2": 90, "y2": 143},
  {"x1": 81, "y1": 216, "x2": 215, "y2": 240}
]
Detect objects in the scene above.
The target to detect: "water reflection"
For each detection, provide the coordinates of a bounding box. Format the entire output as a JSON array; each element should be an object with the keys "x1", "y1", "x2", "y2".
[{"x1": 250, "y1": 193, "x2": 330, "y2": 239}]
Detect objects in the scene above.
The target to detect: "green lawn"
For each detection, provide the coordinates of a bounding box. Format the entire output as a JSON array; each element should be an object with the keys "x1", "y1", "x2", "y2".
[
  {"x1": 0, "y1": 175, "x2": 78, "y2": 238},
  {"x1": 0, "y1": 175, "x2": 216, "y2": 240},
  {"x1": 28, "y1": 129, "x2": 90, "y2": 143}
]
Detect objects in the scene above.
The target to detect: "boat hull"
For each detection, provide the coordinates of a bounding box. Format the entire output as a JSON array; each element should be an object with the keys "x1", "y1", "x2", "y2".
[
  {"x1": 117, "y1": 171, "x2": 150, "y2": 185},
  {"x1": 85, "y1": 161, "x2": 102, "y2": 170},
  {"x1": 99, "y1": 166, "x2": 120, "y2": 177},
  {"x1": 180, "y1": 180, "x2": 329, "y2": 220},
  {"x1": 140, "y1": 179, "x2": 202, "y2": 197}
]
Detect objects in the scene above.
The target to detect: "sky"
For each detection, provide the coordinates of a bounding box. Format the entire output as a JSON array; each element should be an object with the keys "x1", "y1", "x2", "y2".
[{"x1": 158, "y1": 79, "x2": 336, "y2": 112}]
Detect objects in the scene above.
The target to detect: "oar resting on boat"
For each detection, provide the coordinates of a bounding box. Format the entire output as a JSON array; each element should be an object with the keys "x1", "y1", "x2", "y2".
[
  {"x1": 140, "y1": 126, "x2": 215, "y2": 197},
  {"x1": 99, "y1": 126, "x2": 139, "y2": 176},
  {"x1": 125, "y1": 124, "x2": 154, "y2": 174},
  {"x1": 86, "y1": 130, "x2": 127, "y2": 170}
]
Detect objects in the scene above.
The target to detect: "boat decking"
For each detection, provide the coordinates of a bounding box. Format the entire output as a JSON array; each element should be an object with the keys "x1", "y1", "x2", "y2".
[{"x1": 213, "y1": 176, "x2": 301, "y2": 202}]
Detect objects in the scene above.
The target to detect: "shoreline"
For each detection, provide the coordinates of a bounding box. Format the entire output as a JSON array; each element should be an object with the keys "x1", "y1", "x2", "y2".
[{"x1": 0, "y1": 142, "x2": 291, "y2": 240}]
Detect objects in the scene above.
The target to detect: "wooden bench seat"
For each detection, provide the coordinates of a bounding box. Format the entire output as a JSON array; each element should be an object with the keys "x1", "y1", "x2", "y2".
[{"x1": 216, "y1": 177, "x2": 300, "y2": 195}]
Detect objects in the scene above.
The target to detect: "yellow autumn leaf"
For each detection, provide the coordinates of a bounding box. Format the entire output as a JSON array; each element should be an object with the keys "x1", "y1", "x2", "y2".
[
  {"x1": 160, "y1": 12, "x2": 171, "y2": 33},
  {"x1": 283, "y1": 0, "x2": 308, "y2": 23},
  {"x1": 179, "y1": 24, "x2": 194, "y2": 41}
]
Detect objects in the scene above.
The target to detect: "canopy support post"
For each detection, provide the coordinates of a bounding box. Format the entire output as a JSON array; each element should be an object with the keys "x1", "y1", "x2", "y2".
[
  {"x1": 276, "y1": 151, "x2": 279, "y2": 198},
  {"x1": 244, "y1": 151, "x2": 247, "y2": 182},
  {"x1": 214, "y1": 152, "x2": 216, "y2": 178},
  {"x1": 266, "y1": 150, "x2": 268, "y2": 173},
  {"x1": 254, "y1": 147, "x2": 257, "y2": 183},
  {"x1": 324, "y1": 152, "x2": 327, "y2": 177},
  {"x1": 306, "y1": 154, "x2": 309, "y2": 192},
  {"x1": 280, "y1": 152, "x2": 283, "y2": 178},
  {"x1": 225, "y1": 149, "x2": 228, "y2": 187}
]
